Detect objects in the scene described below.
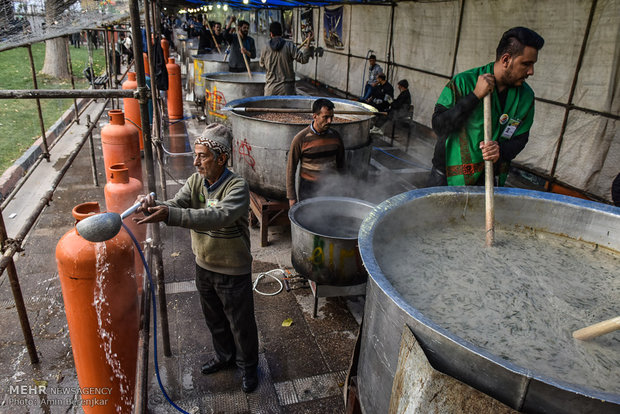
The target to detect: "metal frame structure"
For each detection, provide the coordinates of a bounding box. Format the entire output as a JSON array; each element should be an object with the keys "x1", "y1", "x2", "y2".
[{"x1": 0, "y1": 0, "x2": 172, "y2": 411}]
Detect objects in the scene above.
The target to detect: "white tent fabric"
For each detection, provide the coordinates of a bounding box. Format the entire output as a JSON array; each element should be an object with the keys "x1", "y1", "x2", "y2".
[{"x1": 289, "y1": 0, "x2": 620, "y2": 202}]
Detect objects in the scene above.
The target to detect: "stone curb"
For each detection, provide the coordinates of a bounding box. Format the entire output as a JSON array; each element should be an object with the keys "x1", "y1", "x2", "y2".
[{"x1": 0, "y1": 98, "x2": 89, "y2": 202}]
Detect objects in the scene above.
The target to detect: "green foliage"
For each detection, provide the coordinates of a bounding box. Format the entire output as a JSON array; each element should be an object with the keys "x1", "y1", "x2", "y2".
[{"x1": 0, "y1": 42, "x2": 106, "y2": 174}]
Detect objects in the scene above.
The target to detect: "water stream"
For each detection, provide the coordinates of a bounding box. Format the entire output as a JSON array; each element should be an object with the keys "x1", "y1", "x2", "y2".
[{"x1": 94, "y1": 242, "x2": 131, "y2": 412}]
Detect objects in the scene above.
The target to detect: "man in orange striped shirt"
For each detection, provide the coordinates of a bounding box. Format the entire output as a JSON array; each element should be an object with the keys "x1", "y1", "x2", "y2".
[{"x1": 286, "y1": 98, "x2": 345, "y2": 207}]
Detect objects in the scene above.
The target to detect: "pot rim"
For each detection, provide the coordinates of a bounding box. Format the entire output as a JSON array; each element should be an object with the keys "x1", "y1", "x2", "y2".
[
  {"x1": 358, "y1": 186, "x2": 620, "y2": 405},
  {"x1": 225, "y1": 95, "x2": 378, "y2": 124},
  {"x1": 289, "y1": 196, "x2": 375, "y2": 240}
]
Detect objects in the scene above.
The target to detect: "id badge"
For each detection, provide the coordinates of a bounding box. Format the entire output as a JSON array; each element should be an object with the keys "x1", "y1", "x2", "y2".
[
  {"x1": 207, "y1": 199, "x2": 218, "y2": 207},
  {"x1": 501, "y1": 119, "x2": 521, "y2": 139}
]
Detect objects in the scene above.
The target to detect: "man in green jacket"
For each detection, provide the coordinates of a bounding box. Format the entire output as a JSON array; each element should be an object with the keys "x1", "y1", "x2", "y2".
[
  {"x1": 136, "y1": 123, "x2": 259, "y2": 393},
  {"x1": 429, "y1": 27, "x2": 544, "y2": 187}
]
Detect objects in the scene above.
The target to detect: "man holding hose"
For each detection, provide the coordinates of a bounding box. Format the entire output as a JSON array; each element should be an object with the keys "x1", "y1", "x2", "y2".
[
  {"x1": 428, "y1": 27, "x2": 544, "y2": 187},
  {"x1": 135, "y1": 124, "x2": 260, "y2": 393}
]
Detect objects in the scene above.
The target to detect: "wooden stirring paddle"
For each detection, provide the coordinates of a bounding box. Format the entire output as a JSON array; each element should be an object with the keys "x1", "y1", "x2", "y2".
[{"x1": 573, "y1": 316, "x2": 620, "y2": 340}]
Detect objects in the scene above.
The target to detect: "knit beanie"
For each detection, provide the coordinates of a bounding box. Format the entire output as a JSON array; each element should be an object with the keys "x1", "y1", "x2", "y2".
[{"x1": 194, "y1": 123, "x2": 233, "y2": 155}]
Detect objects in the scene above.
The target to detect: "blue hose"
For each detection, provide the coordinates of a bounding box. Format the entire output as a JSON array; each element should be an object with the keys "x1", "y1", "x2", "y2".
[{"x1": 122, "y1": 222, "x2": 189, "y2": 414}]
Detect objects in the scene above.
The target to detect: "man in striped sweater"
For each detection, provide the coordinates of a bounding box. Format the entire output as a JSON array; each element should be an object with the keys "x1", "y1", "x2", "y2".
[
  {"x1": 286, "y1": 98, "x2": 345, "y2": 206},
  {"x1": 136, "y1": 124, "x2": 259, "y2": 393}
]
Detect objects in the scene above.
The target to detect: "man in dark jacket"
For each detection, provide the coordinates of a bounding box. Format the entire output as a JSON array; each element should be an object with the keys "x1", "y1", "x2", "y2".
[
  {"x1": 224, "y1": 17, "x2": 256, "y2": 73},
  {"x1": 366, "y1": 73, "x2": 394, "y2": 112},
  {"x1": 373, "y1": 79, "x2": 411, "y2": 131},
  {"x1": 197, "y1": 21, "x2": 226, "y2": 54}
]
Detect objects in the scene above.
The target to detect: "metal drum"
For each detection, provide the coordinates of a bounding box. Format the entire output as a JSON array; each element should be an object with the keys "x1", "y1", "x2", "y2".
[
  {"x1": 202, "y1": 72, "x2": 267, "y2": 122},
  {"x1": 289, "y1": 197, "x2": 374, "y2": 286},
  {"x1": 357, "y1": 187, "x2": 620, "y2": 414},
  {"x1": 192, "y1": 54, "x2": 260, "y2": 104},
  {"x1": 199, "y1": 52, "x2": 261, "y2": 74},
  {"x1": 226, "y1": 96, "x2": 377, "y2": 200}
]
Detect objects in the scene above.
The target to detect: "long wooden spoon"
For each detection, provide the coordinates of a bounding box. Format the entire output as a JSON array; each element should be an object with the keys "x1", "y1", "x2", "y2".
[
  {"x1": 483, "y1": 94, "x2": 495, "y2": 247},
  {"x1": 573, "y1": 316, "x2": 620, "y2": 340}
]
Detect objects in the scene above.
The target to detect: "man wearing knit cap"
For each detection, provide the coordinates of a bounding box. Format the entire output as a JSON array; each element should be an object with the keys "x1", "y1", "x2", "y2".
[{"x1": 136, "y1": 123, "x2": 259, "y2": 393}]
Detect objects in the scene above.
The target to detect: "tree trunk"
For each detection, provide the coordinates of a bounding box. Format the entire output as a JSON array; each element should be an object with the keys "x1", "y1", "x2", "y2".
[
  {"x1": 40, "y1": 0, "x2": 70, "y2": 79},
  {"x1": 41, "y1": 37, "x2": 71, "y2": 79}
]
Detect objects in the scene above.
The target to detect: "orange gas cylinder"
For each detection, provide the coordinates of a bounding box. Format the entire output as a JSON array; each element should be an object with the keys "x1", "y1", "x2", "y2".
[
  {"x1": 55, "y1": 202, "x2": 139, "y2": 413},
  {"x1": 161, "y1": 37, "x2": 170, "y2": 62},
  {"x1": 143, "y1": 52, "x2": 150, "y2": 76},
  {"x1": 104, "y1": 163, "x2": 145, "y2": 292},
  {"x1": 122, "y1": 72, "x2": 144, "y2": 151},
  {"x1": 168, "y1": 120, "x2": 188, "y2": 172},
  {"x1": 167, "y1": 58, "x2": 183, "y2": 120},
  {"x1": 101, "y1": 110, "x2": 143, "y2": 185}
]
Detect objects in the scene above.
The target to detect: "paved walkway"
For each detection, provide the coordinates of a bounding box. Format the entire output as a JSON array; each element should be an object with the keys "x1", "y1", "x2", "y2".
[{"x1": 2, "y1": 91, "x2": 418, "y2": 413}]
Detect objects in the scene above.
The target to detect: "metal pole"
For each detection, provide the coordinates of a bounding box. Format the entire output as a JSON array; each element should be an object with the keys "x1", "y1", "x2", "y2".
[
  {"x1": 86, "y1": 115, "x2": 99, "y2": 186},
  {"x1": 144, "y1": 0, "x2": 171, "y2": 357},
  {"x1": 133, "y1": 242, "x2": 151, "y2": 414},
  {"x1": 0, "y1": 101, "x2": 110, "y2": 277},
  {"x1": 26, "y1": 44, "x2": 50, "y2": 161},
  {"x1": 1, "y1": 99, "x2": 96, "y2": 211},
  {"x1": 64, "y1": 36, "x2": 81, "y2": 124},
  {"x1": 450, "y1": 0, "x2": 466, "y2": 78},
  {"x1": 110, "y1": 27, "x2": 119, "y2": 110},
  {"x1": 103, "y1": 27, "x2": 113, "y2": 105},
  {"x1": 548, "y1": 0, "x2": 598, "y2": 187},
  {"x1": 0, "y1": 89, "x2": 136, "y2": 99},
  {"x1": 86, "y1": 31, "x2": 97, "y2": 91},
  {"x1": 111, "y1": 27, "x2": 118, "y2": 87},
  {"x1": 0, "y1": 212, "x2": 38, "y2": 364},
  {"x1": 144, "y1": 0, "x2": 169, "y2": 202},
  {"x1": 386, "y1": 3, "x2": 395, "y2": 83},
  {"x1": 128, "y1": 0, "x2": 171, "y2": 358}
]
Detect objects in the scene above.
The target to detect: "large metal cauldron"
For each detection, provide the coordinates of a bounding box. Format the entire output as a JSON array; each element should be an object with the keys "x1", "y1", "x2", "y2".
[
  {"x1": 357, "y1": 187, "x2": 620, "y2": 414},
  {"x1": 226, "y1": 96, "x2": 377, "y2": 200},
  {"x1": 202, "y1": 72, "x2": 267, "y2": 109},
  {"x1": 192, "y1": 54, "x2": 261, "y2": 104},
  {"x1": 290, "y1": 197, "x2": 374, "y2": 286}
]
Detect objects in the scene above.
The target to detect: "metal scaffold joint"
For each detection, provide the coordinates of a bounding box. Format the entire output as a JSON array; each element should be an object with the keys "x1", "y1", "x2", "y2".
[
  {"x1": 1, "y1": 238, "x2": 24, "y2": 254},
  {"x1": 135, "y1": 87, "x2": 151, "y2": 104}
]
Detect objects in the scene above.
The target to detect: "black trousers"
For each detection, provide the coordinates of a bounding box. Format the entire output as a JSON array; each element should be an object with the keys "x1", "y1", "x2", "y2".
[
  {"x1": 426, "y1": 166, "x2": 448, "y2": 187},
  {"x1": 195, "y1": 265, "x2": 259, "y2": 371}
]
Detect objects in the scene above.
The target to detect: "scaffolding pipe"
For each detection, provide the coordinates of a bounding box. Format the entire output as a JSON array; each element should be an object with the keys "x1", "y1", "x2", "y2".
[
  {"x1": 86, "y1": 31, "x2": 97, "y2": 91},
  {"x1": 0, "y1": 29, "x2": 132, "y2": 54},
  {"x1": 0, "y1": 89, "x2": 137, "y2": 99},
  {"x1": 0, "y1": 100, "x2": 110, "y2": 291},
  {"x1": 0, "y1": 212, "x2": 38, "y2": 364},
  {"x1": 64, "y1": 36, "x2": 81, "y2": 124},
  {"x1": 0, "y1": 98, "x2": 95, "y2": 210},
  {"x1": 548, "y1": 0, "x2": 598, "y2": 184},
  {"x1": 128, "y1": 0, "x2": 172, "y2": 362},
  {"x1": 144, "y1": 0, "x2": 169, "y2": 201},
  {"x1": 103, "y1": 27, "x2": 113, "y2": 102},
  {"x1": 86, "y1": 115, "x2": 99, "y2": 187},
  {"x1": 111, "y1": 27, "x2": 118, "y2": 87},
  {"x1": 133, "y1": 241, "x2": 151, "y2": 414},
  {"x1": 26, "y1": 44, "x2": 50, "y2": 161},
  {"x1": 143, "y1": 0, "x2": 172, "y2": 358}
]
